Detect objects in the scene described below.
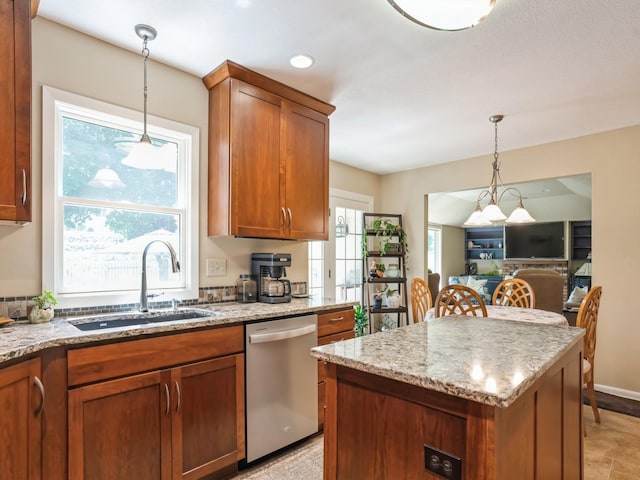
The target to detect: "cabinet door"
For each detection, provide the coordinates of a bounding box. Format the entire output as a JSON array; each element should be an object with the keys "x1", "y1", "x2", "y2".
[
  {"x1": 283, "y1": 101, "x2": 329, "y2": 240},
  {"x1": 172, "y1": 354, "x2": 245, "y2": 479},
  {"x1": 230, "y1": 80, "x2": 284, "y2": 238},
  {"x1": 0, "y1": 0, "x2": 31, "y2": 222},
  {"x1": 0, "y1": 357, "x2": 42, "y2": 480},
  {"x1": 68, "y1": 370, "x2": 172, "y2": 480}
]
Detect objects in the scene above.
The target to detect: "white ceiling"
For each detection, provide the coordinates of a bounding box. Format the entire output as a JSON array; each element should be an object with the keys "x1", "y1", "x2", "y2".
[{"x1": 37, "y1": 0, "x2": 640, "y2": 175}]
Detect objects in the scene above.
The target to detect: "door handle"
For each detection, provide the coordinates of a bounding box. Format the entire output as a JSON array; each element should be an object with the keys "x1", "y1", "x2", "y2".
[
  {"x1": 174, "y1": 381, "x2": 181, "y2": 413},
  {"x1": 249, "y1": 324, "x2": 316, "y2": 343},
  {"x1": 21, "y1": 169, "x2": 27, "y2": 206},
  {"x1": 281, "y1": 207, "x2": 287, "y2": 228},
  {"x1": 164, "y1": 383, "x2": 170, "y2": 416},
  {"x1": 34, "y1": 376, "x2": 45, "y2": 416},
  {"x1": 287, "y1": 208, "x2": 293, "y2": 230}
]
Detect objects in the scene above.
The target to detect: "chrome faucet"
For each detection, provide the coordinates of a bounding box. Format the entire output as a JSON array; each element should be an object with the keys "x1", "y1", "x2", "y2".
[{"x1": 140, "y1": 240, "x2": 180, "y2": 312}]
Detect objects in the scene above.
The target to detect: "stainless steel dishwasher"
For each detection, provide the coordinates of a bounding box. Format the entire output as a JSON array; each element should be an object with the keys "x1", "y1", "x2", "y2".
[{"x1": 245, "y1": 314, "x2": 318, "y2": 462}]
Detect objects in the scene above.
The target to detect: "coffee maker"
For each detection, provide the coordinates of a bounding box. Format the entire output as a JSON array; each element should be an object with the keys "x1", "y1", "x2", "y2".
[{"x1": 251, "y1": 253, "x2": 292, "y2": 303}]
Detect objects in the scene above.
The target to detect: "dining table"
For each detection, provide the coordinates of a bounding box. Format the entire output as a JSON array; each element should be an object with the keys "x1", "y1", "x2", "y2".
[{"x1": 425, "y1": 304, "x2": 568, "y2": 326}]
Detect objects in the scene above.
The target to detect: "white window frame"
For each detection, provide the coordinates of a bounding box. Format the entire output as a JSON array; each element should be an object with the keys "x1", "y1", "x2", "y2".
[
  {"x1": 42, "y1": 86, "x2": 199, "y2": 309},
  {"x1": 427, "y1": 223, "x2": 442, "y2": 274}
]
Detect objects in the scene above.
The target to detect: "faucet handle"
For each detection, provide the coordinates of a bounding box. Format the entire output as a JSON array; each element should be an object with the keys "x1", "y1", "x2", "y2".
[
  {"x1": 147, "y1": 291, "x2": 165, "y2": 300},
  {"x1": 171, "y1": 298, "x2": 179, "y2": 310}
]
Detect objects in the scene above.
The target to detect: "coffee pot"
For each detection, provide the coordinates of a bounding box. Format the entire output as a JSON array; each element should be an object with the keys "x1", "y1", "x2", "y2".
[{"x1": 251, "y1": 253, "x2": 293, "y2": 303}]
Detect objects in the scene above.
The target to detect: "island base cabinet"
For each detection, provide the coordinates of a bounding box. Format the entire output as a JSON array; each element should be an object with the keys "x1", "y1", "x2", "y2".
[
  {"x1": 323, "y1": 340, "x2": 583, "y2": 480},
  {"x1": 68, "y1": 354, "x2": 245, "y2": 480},
  {"x1": 0, "y1": 357, "x2": 42, "y2": 480}
]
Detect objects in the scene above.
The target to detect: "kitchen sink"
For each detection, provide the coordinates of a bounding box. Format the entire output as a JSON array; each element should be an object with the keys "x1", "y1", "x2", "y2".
[{"x1": 69, "y1": 309, "x2": 217, "y2": 331}]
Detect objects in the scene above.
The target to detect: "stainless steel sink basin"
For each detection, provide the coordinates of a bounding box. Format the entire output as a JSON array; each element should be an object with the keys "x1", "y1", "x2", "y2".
[{"x1": 69, "y1": 309, "x2": 217, "y2": 331}]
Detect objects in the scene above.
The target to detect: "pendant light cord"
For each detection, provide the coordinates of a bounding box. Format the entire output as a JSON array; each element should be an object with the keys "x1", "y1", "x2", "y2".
[{"x1": 140, "y1": 35, "x2": 151, "y2": 144}]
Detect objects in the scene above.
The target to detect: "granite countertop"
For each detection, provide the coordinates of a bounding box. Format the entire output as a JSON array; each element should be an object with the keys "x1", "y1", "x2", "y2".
[
  {"x1": 0, "y1": 298, "x2": 356, "y2": 365},
  {"x1": 311, "y1": 316, "x2": 584, "y2": 408}
]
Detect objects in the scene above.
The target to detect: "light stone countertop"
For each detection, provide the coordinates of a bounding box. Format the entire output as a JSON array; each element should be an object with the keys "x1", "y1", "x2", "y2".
[
  {"x1": 0, "y1": 298, "x2": 356, "y2": 365},
  {"x1": 311, "y1": 316, "x2": 584, "y2": 408}
]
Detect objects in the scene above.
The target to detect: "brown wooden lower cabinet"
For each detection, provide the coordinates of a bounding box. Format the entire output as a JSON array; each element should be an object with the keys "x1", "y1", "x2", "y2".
[
  {"x1": 323, "y1": 340, "x2": 583, "y2": 480},
  {"x1": 0, "y1": 357, "x2": 43, "y2": 480},
  {"x1": 68, "y1": 353, "x2": 244, "y2": 480},
  {"x1": 316, "y1": 307, "x2": 355, "y2": 430},
  {"x1": 67, "y1": 326, "x2": 245, "y2": 480}
]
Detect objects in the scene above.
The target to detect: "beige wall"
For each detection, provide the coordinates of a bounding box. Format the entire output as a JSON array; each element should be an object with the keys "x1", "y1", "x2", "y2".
[
  {"x1": 0, "y1": 19, "x2": 380, "y2": 297},
  {"x1": 380, "y1": 125, "x2": 640, "y2": 395}
]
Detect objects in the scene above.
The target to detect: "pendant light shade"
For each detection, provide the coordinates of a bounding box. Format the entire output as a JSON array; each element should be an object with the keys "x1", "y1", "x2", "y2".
[
  {"x1": 463, "y1": 115, "x2": 536, "y2": 227},
  {"x1": 122, "y1": 24, "x2": 163, "y2": 169},
  {"x1": 88, "y1": 167, "x2": 126, "y2": 189},
  {"x1": 388, "y1": 0, "x2": 496, "y2": 31}
]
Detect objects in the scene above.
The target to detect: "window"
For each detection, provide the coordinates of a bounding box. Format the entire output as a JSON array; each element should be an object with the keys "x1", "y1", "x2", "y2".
[
  {"x1": 42, "y1": 86, "x2": 199, "y2": 308},
  {"x1": 308, "y1": 189, "x2": 373, "y2": 302},
  {"x1": 427, "y1": 224, "x2": 442, "y2": 274}
]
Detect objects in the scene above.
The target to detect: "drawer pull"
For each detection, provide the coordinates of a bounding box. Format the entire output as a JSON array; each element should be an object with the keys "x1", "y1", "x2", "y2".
[{"x1": 328, "y1": 316, "x2": 344, "y2": 323}]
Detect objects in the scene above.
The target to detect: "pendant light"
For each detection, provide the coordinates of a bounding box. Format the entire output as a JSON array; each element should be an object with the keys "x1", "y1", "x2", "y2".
[
  {"x1": 122, "y1": 24, "x2": 166, "y2": 170},
  {"x1": 463, "y1": 115, "x2": 536, "y2": 226},
  {"x1": 387, "y1": 0, "x2": 496, "y2": 31}
]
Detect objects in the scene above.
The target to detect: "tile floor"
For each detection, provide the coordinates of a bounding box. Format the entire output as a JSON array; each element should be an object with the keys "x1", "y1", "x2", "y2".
[
  {"x1": 584, "y1": 407, "x2": 640, "y2": 480},
  {"x1": 235, "y1": 406, "x2": 640, "y2": 479}
]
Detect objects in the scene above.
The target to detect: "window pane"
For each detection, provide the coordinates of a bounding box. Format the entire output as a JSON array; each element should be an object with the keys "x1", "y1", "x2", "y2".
[
  {"x1": 62, "y1": 117, "x2": 178, "y2": 207},
  {"x1": 62, "y1": 205, "x2": 182, "y2": 293}
]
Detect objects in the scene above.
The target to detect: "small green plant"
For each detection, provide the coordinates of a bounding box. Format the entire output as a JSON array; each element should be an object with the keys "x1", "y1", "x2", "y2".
[
  {"x1": 32, "y1": 290, "x2": 57, "y2": 310},
  {"x1": 353, "y1": 304, "x2": 368, "y2": 337},
  {"x1": 484, "y1": 261, "x2": 501, "y2": 276}
]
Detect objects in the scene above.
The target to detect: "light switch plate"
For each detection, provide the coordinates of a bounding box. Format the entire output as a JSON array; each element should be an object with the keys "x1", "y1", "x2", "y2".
[{"x1": 206, "y1": 258, "x2": 226, "y2": 277}]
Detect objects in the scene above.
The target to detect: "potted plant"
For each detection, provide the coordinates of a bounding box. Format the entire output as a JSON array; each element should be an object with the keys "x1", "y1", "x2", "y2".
[
  {"x1": 353, "y1": 304, "x2": 368, "y2": 337},
  {"x1": 29, "y1": 290, "x2": 57, "y2": 324},
  {"x1": 363, "y1": 217, "x2": 409, "y2": 260},
  {"x1": 385, "y1": 288, "x2": 401, "y2": 308}
]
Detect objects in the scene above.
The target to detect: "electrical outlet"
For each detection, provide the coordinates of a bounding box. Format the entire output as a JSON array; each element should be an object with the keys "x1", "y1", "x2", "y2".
[
  {"x1": 206, "y1": 258, "x2": 226, "y2": 277},
  {"x1": 424, "y1": 445, "x2": 461, "y2": 480}
]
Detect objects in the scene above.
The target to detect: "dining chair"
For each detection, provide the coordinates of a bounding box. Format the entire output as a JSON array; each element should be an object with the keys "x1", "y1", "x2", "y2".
[
  {"x1": 434, "y1": 284, "x2": 488, "y2": 318},
  {"x1": 576, "y1": 285, "x2": 602, "y2": 435},
  {"x1": 411, "y1": 278, "x2": 432, "y2": 323},
  {"x1": 492, "y1": 278, "x2": 536, "y2": 308}
]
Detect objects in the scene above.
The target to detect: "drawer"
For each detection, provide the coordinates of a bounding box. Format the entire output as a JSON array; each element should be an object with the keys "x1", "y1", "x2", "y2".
[
  {"x1": 318, "y1": 329, "x2": 355, "y2": 346},
  {"x1": 68, "y1": 325, "x2": 244, "y2": 386},
  {"x1": 317, "y1": 308, "x2": 355, "y2": 337}
]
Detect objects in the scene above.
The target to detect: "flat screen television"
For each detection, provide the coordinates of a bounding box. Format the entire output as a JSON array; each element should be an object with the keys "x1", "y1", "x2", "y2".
[{"x1": 505, "y1": 222, "x2": 565, "y2": 259}]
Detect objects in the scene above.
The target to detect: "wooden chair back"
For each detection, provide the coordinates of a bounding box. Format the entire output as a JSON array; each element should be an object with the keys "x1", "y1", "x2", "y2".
[
  {"x1": 411, "y1": 278, "x2": 432, "y2": 323},
  {"x1": 434, "y1": 284, "x2": 488, "y2": 318},
  {"x1": 577, "y1": 286, "x2": 602, "y2": 377},
  {"x1": 576, "y1": 285, "x2": 603, "y2": 431},
  {"x1": 492, "y1": 278, "x2": 536, "y2": 308}
]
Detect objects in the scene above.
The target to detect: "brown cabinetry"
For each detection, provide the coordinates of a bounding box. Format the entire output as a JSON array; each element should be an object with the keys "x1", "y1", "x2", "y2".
[
  {"x1": 67, "y1": 326, "x2": 245, "y2": 480},
  {"x1": 0, "y1": 0, "x2": 33, "y2": 223},
  {"x1": 203, "y1": 60, "x2": 334, "y2": 240},
  {"x1": 316, "y1": 307, "x2": 355, "y2": 429},
  {"x1": 0, "y1": 357, "x2": 43, "y2": 479}
]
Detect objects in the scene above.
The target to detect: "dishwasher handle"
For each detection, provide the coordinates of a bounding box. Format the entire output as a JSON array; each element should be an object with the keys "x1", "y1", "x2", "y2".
[{"x1": 249, "y1": 323, "x2": 316, "y2": 344}]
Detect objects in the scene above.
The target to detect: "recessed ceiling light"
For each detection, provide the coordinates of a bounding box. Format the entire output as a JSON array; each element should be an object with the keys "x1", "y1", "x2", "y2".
[{"x1": 290, "y1": 54, "x2": 314, "y2": 69}]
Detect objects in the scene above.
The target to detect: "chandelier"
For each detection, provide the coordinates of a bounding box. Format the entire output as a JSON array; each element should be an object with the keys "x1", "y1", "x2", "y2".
[
  {"x1": 463, "y1": 115, "x2": 536, "y2": 226},
  {"x1": 387, "y1": 0, "x2": 496, "y2": 31}
]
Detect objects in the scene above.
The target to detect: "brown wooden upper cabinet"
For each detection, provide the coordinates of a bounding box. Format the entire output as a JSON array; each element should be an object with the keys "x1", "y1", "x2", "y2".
[
  {"x1": 203, "y1": 60, "x2": 335, "y2": 240},
  {"x1": 0, "y1": 0, "x2": 35, "y2": 224}
]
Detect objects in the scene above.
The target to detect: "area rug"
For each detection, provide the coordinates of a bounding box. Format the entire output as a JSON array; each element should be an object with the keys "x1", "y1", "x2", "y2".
[
  {"x1": 235, "y1": 435, "x2": 323, "y2": 480},
  {"x1": 584, "y1": 391, "x2": 640, "y2": 418}
]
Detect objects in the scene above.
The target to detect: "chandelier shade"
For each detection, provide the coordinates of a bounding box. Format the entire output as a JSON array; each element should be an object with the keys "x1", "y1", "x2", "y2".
[
  {"x1": 463, "y1": 115, "x2": 536, "y2": 227},
  {"x1": 387, "y1": 0, "x2": 496, "y2": 31}
]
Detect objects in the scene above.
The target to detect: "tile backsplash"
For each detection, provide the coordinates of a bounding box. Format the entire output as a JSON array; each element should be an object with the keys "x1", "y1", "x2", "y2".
[{"x1": 1, "y1": 282, "x2": 307, "y2": 320}]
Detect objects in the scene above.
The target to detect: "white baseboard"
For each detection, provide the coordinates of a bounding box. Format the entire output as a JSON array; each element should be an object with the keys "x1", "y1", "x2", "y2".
[{"x1": 595, "y1": 384, "x2": 640, "y2": 402}]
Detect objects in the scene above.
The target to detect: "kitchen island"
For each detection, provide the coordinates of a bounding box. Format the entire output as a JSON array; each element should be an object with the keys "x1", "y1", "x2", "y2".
[{"x1": 311, "y1": 316, "x2": 585, "y2": 480}]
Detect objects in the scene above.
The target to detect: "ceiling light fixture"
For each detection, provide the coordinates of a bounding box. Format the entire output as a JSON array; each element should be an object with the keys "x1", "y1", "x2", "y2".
[
  {"x1": 88, "y1": 167, "x2": 126, "y2": 189},
  {"x1": 463, "y1": 115, "x2": 536, "y2": 226},
  {"x1": 387, "y1": 0, "x2": 496, "y2": 31},
  {"x1": 122, "y1": 24, "x2": 165, "y2": 170},
  {"x1": 290, "y1": 54, "x2": 314, "y2": 69}
]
